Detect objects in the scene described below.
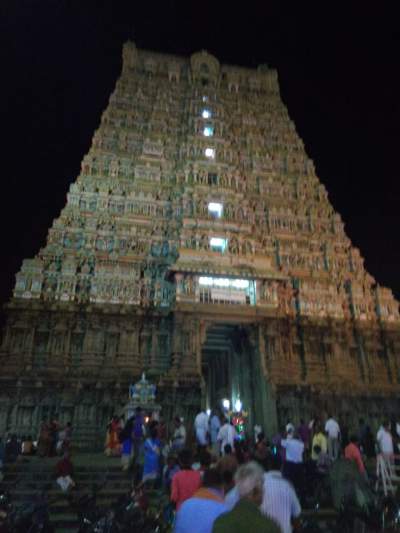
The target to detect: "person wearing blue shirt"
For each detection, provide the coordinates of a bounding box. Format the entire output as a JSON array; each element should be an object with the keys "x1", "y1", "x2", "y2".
[
  {"x1": 142, "y1": 426, "x2": 162, "y2": 483},
  {"x1": 174, "y1": 468, "x2": 228, "y2": 533}
]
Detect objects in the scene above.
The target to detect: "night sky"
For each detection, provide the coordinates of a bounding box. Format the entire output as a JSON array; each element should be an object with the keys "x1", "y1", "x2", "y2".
[{"x1": 1, "y1": 1, "x2": 400, "y2": 308}]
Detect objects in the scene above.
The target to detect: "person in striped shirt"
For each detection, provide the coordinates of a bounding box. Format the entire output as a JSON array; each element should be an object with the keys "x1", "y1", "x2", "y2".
[{"x1": 261, "y1": 453, "x2": 301, "y2": 533}]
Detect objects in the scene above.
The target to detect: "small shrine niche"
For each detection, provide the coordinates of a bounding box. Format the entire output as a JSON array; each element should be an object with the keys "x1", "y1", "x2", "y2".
[
  {"x1": 190, "y1": 51, "x2": 220, "y2": 87},
  {"x1": 124, "y1": 373, "x2": 161, "y2": 420}
]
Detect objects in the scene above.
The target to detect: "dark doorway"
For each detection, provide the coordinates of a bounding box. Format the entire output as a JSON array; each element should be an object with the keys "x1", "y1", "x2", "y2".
[{"x1": 201, "y1": 323, "x2": 263, "y2": 431}]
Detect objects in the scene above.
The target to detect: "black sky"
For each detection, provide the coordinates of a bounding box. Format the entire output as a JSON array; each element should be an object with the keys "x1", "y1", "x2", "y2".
[{"x1": 1, "y1": 1, "x2": 399, "y2": 306}]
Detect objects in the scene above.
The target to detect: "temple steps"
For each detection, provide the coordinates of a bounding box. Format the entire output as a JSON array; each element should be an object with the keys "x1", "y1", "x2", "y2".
[{"x1": 1, "y1": 454, "x2": 133, "y2": 532}]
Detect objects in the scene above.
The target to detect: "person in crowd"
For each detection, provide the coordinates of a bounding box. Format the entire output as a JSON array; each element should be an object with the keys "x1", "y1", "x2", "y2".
[
  {"x1": 390, "y1": 417, "x2": 400, "y2": 453},
  {"x1": 210, "y1": 410, "x2": 221, "y2": 457},
  {"x1": 363, "y1": 425, "x2": 376, "y2": 458},
  {"x1": 5, "y1": 434, "x2": 20, "y2": 463},
  {"x1": 172, "y1": 416, "x2": 186, "y2": 452},
  {"x1": 21, "y1": 435, "x2": 33, "y2": 455},
  {"x1": 358, "y1": 418, "x2": 367, "y2": 447},
  {"x1": 57, "y1": 422, "x2": 72, "y2": 455},
  {"x1": 120, "y1": 416, "x2": 135, "y2": 471},
  {"x1": 194, "y1": 409, "x2": 209, "y2": 449},
  {"x1": 344, "y1": 435, "x2": 367, "y2": 479},
  {"x1": 233, "y1": 440, "x2": 246, "y2": 465},
  {"x1": 192, "y1": 449, "x2": 212, "y2": 472},
  {"x1": 132, "y1": 407, "x2": 145, "y2": 463},
  {"x1": 142, "y1": 425, "x2": 162, "y2": 484},
  {"x1": 49, "y1": 414, "x2": 60, "y2": 457},
  {"x1": 325, "y1": 414, "x2": 341, "y2": 461},
  {"x1": 281, "y1": 429, "x2": 304, "y2": 497},
  {"x1": 55, "y1": 452, "x2": 75, "y2": 492},
  {"x1": 377, "y1": 420, "x2": 394, "y2": 457},
  {"x1": 171, "y1": 448, "x2": 202, "y2": 510},
  {"x1": 149, "y1": 418, "x2": 159, "y2": 439},
  {"x1": 175, "y1": 468, "x2": 228, "y2": 533},
  {"x1": 308, "y1": 415, "x2": 318, "y2": 438},
  {"x1": 254, "y1": 431, "x2": 269, "y2": 468},
  {"x1": 37, "y1": 420, "x2": 51, "y2": 457},
  {"x1": 313, "y1": 444, "x2": 331, "y2": 476},
  {"x1": 157, "y1": 414, "x2": 167, "y2": 443},
  {"x1": 271, "y1": 427, "x2": 286, "y2": 462},
  {"x1": 297, "y1": 419, "x2": 311, "y2": 451},
  {"x1": 241, "y1": 441, "x2": 252, "y2": 463},
  {"x1": 199, "y1": 450, "x2": 212, "y2": 474},
  {"x1": 164, "y1": 454, "x2": 180, "y2": 492},
  {"x1": 217, "y1": 444, "x2": 238, "y2": 476},
  {"x1": 311, "y1": 422, "x2": 327, "y2": 461},
  {"x1": 105, "y1": 414, "x2": 122, "y2": 457},
  {"x1": 217, "y1": 418, "x2": 236, "y2": 456},
  {"x1": 261, "y1": 453, "x2": 302, "y2": 533},
  {"x1": 212, "y1": 461, "x2": 280, "y2": 533}
]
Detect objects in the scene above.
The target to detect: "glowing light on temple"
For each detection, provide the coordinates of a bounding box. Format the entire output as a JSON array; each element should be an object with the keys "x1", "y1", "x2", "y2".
[
  {"x1": 199, "y1": 277, "x2": 250, "y2": 288},
  {"x1": 208, "y1": 202, "x2": 223, "y2": 218},
  {"x1": 209, "y1": 237, "x2": 227, "y2": 252},
  {"x1": 234, "y1": 398, "x2": 242, "y2": 412}
]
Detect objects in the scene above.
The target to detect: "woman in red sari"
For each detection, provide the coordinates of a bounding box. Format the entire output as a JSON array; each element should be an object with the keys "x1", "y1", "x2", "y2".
[{"x1": 105, "y1": 415, "x2": 121, "y2": 456}]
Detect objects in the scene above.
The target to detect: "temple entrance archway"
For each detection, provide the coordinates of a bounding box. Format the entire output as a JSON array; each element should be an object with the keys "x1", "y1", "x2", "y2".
[{"x1": 200, "y1": 321, "x2": 277, "y2": 435}]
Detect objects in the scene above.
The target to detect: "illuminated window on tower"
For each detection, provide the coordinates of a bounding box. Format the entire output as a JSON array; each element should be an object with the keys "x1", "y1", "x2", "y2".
[
  {"x1": 209, "y1": 237, "x2": 227, "y2": 252},
  {"x1": 205, "y1": 148, "x2": 215, "y2": 159},
  {"x1": 198, "y1": 277, "x2": 256, "y2": 305},
  {"x1": 202, "y1": 109, "x2": 211, "y2": 119},
  {"x1": 203, "y1": 125, "x2": 214, "y2": 137},
  {"x1": 208, "y1": 202, "x2": 223, "y2": 218}
]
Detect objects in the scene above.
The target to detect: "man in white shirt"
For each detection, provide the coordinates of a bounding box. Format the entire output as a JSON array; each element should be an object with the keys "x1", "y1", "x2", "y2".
[
  {"x1": 194, "y1": 409, "x2": 209, "y2": 447},
  {"x1": 281, "y1": 430, "x2": 304, "y2": 498},
  {"x1": 217, "y1": 417, "x2": 236, "y2": 455},
  {"x1": 325, "y1": 415, "x2": 340, "y2": 461},
  {"x1": 377, "y1": 421, "x2": 394, "y2": 456},
  {"x1": 261, "y1": 453, "x2": 301, "y2": 533},
  {"x1": 209, "y1": 411, "x2": 221, "y2": 456}
]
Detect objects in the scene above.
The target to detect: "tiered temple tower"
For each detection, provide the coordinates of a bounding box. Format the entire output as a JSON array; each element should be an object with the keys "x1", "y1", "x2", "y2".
[{"x1": 1, "y1": 43, "x2": 399, "y2": 446}]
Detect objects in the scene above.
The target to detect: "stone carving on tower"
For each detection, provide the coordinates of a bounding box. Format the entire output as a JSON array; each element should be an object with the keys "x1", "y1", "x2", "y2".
[{"x1": 1, "y1": 41, "x2": 399, "y2": 445}]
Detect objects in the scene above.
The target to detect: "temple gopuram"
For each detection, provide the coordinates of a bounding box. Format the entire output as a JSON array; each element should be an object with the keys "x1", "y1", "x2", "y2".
[{"x1": 1, "y1": 43, "x2": 399, "y2": 447}]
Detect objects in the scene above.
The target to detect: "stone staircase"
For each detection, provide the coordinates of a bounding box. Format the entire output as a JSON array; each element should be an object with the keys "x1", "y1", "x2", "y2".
[{"x1": 1, "y1": 454, "x2": 133, "y2": 532}]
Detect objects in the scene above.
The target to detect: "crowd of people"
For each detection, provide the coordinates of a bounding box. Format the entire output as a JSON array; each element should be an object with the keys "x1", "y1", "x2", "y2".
[
  {"x1": 0, "y1": 416, "x2": 75, "y2": 493},
  {"x1": 1, "y1": 408, "x2": 399, "y2": 531},
  {"x1": 100, "y1": 407, "x2": 400, "y2": 532},
  {"x1": 0, "y1": 417, "x2": 72, "y2": 463}
]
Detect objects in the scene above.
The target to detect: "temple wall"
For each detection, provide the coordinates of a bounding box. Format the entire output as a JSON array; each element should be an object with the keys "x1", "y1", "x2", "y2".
[{"x1": 1, "y1": 303, "x2": 399, "y2": 446}]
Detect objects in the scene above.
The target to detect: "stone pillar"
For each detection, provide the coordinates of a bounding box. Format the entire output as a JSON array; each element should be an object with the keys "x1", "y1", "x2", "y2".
[{"x1": 257, "y1": 324, "x2": 278, "y2": 437}]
